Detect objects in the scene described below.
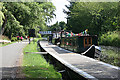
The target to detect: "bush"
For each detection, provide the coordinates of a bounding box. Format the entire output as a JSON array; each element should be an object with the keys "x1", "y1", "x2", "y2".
[
  {"x1": 33, "y1": 38, "x2": 40, "y2": 42},
  {"x1": 1, "y1": 35, "x2": 9, "y2": 40},
  {"x1": 36, "y1": 33, "x2": 41, "y2": 38},
  {"x1": 11, "y1": 37, "x2": 17, "y2": 42},
  {"x1": 99, "y1": 31, "x2": 120, "y2": 47}
]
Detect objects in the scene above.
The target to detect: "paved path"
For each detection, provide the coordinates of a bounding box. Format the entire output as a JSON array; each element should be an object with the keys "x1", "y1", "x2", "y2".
[
  {"x1": 0, "y1": 40, "x2": 11, "y2": 43},
  {"x1": 0, "y1": 41, "x2": 28, "y2": 79},
  {"x1": 40, "y1": 41, "x2": 120, "y2": 80}
]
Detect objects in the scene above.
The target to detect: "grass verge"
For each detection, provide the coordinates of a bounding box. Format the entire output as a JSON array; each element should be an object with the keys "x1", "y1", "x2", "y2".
[
  {"x1": 0, "y1": 42, "x2": 16, "y2": 47},
  {"x1": 100, "y1": 46, "x2": 120, "y2": 67},
  {"x1": 22, "y1": 38, "x2": 62, "y2": 79}
]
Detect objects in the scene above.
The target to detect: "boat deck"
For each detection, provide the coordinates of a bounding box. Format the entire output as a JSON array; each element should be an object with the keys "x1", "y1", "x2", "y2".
[{"x1": 40, "y1": 41, "x2": 120, "y2": 80}]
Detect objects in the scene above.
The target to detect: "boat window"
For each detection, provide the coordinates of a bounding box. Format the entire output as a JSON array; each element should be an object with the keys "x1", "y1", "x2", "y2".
[
  {"x1": 89, "y1": 38, "x2": 91, "y2": 44},
  {"x1": 84, "y1": 37, "x2": 92, "y2": 48},
  {"x1": 85, "y1": 38, "x2": 87, "y2": 44}
]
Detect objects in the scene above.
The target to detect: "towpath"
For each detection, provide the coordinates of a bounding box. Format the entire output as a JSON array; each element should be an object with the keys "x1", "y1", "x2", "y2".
[
  {"x1": 40, "y1": 41, "x2": 120, "y2": 80},
  {"x1": 0, "y1": 40, "x2": 28, "y2": 79}
]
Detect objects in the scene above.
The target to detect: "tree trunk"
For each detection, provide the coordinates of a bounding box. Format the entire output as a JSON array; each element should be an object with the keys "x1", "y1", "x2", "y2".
[{"x1": 1, "y1": 14, "x2": 7, "y2": 35}]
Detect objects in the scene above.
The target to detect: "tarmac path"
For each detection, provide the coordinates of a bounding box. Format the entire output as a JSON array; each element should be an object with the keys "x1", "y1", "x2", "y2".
[{"x1": 0, "y1": 41, "x2": 28, "y2": 79}]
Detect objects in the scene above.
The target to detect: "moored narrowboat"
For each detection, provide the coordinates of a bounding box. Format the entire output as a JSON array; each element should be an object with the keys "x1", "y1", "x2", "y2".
[{"x1": 52, "y1": 31, "x2": 101, "y2": 58}]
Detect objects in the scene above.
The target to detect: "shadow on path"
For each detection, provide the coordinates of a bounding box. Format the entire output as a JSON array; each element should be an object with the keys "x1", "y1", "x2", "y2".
[{"x1": 1, "y1": 66, "x2": 25, "y2": 79}]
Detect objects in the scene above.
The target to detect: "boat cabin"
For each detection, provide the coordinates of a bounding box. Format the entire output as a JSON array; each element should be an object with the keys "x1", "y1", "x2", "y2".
[{"x1": 60, "y1": 36, "x2": 98, "y2": 53}]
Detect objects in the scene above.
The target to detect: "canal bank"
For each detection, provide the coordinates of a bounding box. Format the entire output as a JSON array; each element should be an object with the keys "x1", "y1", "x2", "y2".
[
  {"x1": 22, "y1": 39, "x2": 62, "y2": 79},
  {"x1": 39, "y1": 40, "x2": 120, "y2": 80},
  {"x1": 43, "y1": 53, "x2": 87, "y2": 80},
  {"x1": 99, "y1": 45, "x2": 120, "y2": 67}
]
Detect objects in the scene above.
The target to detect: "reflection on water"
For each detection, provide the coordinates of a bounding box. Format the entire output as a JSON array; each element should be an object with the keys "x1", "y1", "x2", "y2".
[{"x1": 99, "y1": 45, "x2": 120, "y2": 67}]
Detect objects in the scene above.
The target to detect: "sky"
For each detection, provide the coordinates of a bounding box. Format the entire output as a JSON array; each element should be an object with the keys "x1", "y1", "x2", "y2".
[{"x1": 47, "y1": 0, "x2": 70, "y2": 25}]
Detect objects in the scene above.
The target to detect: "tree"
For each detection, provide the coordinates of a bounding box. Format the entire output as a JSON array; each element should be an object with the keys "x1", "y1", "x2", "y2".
[
  {"x1": 1, "y1": 2, "x2": 56, "y2": 39},
  {"x1": 65, "y1": 2, "x2": 119, "y2": 35},
  {"x1": 0, "y1": 2, "x2": 4, "y2": 31},
  {"x1": 48, "y1": 21, "x2": 67, "y2": 33},
  {"x1": 59, "y1": 21, "x2": 67, "y2": 30},
  {"x1": 48, "y1": 21, "x2": 59, "y2": 32}
]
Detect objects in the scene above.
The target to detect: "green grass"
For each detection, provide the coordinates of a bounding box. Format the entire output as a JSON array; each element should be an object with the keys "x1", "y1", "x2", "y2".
[
  {"x1": 100, "y1": 47, "x2": 120, "y2": 67},
  {"x1": 0, "y1": 42, "x2": 16, "y2": 47},
  {"x1": 22, "y1": 38, "x2": 62, "y2": 79},
  {"x1": 101, "y1": 48, "x2": 119, "y2": 59},
  {"x1": 23, "y1": 42, "x2": 38, "y2": 53}
]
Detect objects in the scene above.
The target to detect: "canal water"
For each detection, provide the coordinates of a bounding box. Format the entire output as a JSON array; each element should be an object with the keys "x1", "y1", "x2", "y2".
[{"x1": 99, "y1": 45, "x2": 120, "y2": 67}]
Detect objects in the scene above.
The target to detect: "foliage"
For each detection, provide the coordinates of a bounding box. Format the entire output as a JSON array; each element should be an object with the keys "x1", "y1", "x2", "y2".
[
  {"x1": 11, "y1": 37, "x2": 17, "y2": 42},
  {"x1": 48, "y1": 21, "x2": 59, "y2": 32},
  {"x1": 49, "y1": 21, "x2": 67, "y2": 32},
  {"x1": 1, "y1": 2, "x2": 56, "y2": 39},
  {"x1": 36, "y1": 33, "x2": 41, "y2": 38},
  {"x1": 59, "y1": 21, "x2": 67, "y2": 30},
  {"x1": 65, "y1": 2, "x2": 119, "y2": 35},
  {"x1": 99, "y1": 31, "x2": 120, "y2": 47},
  {"x1": 1, "y1": 35, "x2": 9, "y2": 40},
  {"x1": 33, "y1": 38, "x2": 41, "y2": 43},
  {"x1": 0, "y1": 2, "x2": 4, "y2": 28}
]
